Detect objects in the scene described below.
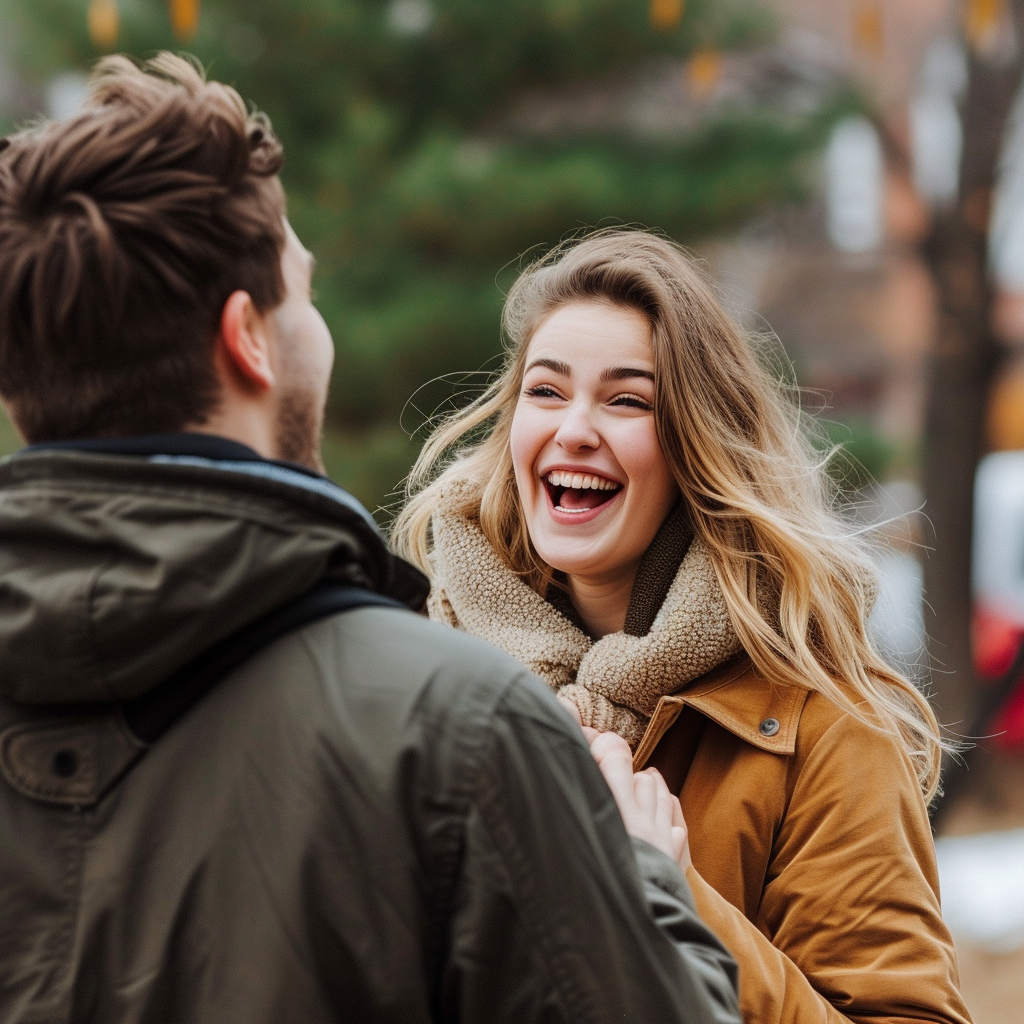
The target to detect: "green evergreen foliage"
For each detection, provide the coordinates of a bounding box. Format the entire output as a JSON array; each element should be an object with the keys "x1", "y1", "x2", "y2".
[{"x1": 7, "y1": 0, "x2": 842, "y2": 511}]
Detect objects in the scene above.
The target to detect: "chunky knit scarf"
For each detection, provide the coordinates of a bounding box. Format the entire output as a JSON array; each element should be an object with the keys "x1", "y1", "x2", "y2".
[{"x1": 428, "y1": 480, "x2": 743, "y2": 747}]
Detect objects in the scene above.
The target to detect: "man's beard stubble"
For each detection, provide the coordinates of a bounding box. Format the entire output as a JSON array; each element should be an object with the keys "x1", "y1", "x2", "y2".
[{"x1": 275, "y1": 386, "x2": 326, "y2": 474}]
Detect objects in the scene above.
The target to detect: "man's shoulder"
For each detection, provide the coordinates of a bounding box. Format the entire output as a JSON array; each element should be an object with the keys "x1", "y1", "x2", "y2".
[
  {"x1": 269, "y1": 604, "x2": 580, "y2": 802},
  {"x1": 290, "y1": 604, "x2": 552, "y2": 729},
  {"x1": 315, "y1": 603, "x2": 528, "y2": 674}
]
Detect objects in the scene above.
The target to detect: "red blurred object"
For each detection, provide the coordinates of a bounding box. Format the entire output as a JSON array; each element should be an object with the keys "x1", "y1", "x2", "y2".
[
  {"x1": 973, "y1": 603, "x2": 1024, "y2": 678},
  {"x1": 992, "y1": 683, "x2": 1024, "y2": 746},
  {"x1": 973, "y1": 602, "x2": 1024, "y2": 747}
]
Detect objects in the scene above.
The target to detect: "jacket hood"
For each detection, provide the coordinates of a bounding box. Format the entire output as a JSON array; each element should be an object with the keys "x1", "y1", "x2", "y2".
[{"x1": 0, "y1": 449, "x2": 427, "y2": 705}]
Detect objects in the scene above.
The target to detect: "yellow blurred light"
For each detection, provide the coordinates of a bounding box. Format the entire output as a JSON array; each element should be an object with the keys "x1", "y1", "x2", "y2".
[
  {"x1": 964, "y1": 0, "x2": 1005, "y2": 52},
  {"x1": 852, "y1": 0, "x2": 884, "y2": 58},
  {"x1": 987, "y1": 353, "x2": 1024, "y2": 450},
  {"x1": 87, "y1": 0, "x2": 119, "y2": 49},
  {"x1": 685, "y1": 48, "x2": 722, "y2": 97},
  {"x1": 170, "y1": 0, "x2": 201, "y2": 41},
  {"x1": 649, "y1": 0, "x2": 684, "y2": 33}
]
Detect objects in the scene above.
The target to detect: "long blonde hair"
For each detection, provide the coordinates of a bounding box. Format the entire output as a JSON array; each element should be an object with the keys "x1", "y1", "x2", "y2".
[{"x1": 393, "y1": 229, "x2": 946, "y2": 802}]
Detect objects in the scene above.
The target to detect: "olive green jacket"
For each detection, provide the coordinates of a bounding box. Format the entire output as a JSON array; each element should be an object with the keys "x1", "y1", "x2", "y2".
[{"x1": 0, "y1": 443, "x2": 739, "y2": 1024}]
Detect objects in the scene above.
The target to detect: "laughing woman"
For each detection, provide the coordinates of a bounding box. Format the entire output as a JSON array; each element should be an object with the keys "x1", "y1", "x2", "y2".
[{"x1": 393, "y1": 230, "x2": 971, "y2": 1024}]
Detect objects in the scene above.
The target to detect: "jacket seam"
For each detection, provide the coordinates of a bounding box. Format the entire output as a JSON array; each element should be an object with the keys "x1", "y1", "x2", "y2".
[
  {"x1": 84, "y1": 546, "x2": 121, "y2": 703},
  {"x1": 469, "y1": 689, "x2": 599, "y2": 1022},
  {"x1": 53, "y1": 809, "x2": 92, "y2": 1024},
  {"x1": 235, "y1": 632, "x2": 351, "y2": 989}
]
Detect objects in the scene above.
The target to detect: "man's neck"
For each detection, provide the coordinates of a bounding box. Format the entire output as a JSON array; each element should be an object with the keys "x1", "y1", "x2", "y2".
[{"x1": 186, "y1": 405, "x2": 277, "y2": 462}]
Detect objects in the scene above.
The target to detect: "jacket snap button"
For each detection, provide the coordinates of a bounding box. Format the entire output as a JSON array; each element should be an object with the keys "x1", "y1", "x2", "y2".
[
  {"x1": 759, "y1": 718, "x2": 780, "y2": 737},
  {"x1": 51, "y1": 749, "x2": 79, "y2": 778}
]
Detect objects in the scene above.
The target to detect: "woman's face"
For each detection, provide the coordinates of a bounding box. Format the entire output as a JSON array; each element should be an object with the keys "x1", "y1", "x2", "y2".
[{"x1": 510, "y1": 300, "x2": 679, "y2": 589}]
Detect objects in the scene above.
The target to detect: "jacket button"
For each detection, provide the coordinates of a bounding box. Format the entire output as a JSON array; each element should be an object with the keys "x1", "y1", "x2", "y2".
[
  {"x1": 759, "y1": 718, "x2": 780, "y2": 737},
  {"x1": 51, "y1": 749, "x2": 79, "y2": 778}
]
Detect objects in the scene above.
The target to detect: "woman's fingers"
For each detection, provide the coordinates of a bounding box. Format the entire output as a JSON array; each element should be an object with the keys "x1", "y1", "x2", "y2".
[
  {"x1": 671, "y1": 793, "x2": 686, "y2": 830},
  {"x1": 588, "y1": 733, "x2": 687, "y2": 863},
  {"x1": 651, "y1": 769, "x2": 676, "y2": 831},
  {"x1": 631, "y1": 767, "x2": 658, "y2": 818},
  {"x1": 670, "y1": 826, "x2": 687, "y2": 865},
  {"x1": 667, "y1": 787, "x2": 692, "y2": 873},
  {"x1": 589, "y1": 732, "x2": 637, "y2": 817},
  {"x1": 589, "y1": 730, "x2": 634, "y2": 770}
]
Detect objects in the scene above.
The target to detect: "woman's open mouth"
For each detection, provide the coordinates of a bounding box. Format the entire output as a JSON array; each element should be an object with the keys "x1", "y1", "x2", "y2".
[{"x1": 544, "y1": 470, "x2": 622, "y2": 515}]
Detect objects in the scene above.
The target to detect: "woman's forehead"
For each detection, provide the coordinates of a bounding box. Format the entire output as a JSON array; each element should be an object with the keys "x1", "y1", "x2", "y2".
[{"x1": 524, "y1": 301, "x2": 654, "y2": 370}]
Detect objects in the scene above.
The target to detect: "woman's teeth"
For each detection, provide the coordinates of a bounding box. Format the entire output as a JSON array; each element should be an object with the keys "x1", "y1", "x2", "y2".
[{"x1": 545, "y1": 471, "x2": 618, "y2": 491}]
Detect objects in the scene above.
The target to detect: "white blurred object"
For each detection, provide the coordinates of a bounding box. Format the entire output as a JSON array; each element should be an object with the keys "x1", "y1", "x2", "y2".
[
  {"x1": 825, "y1": 117, "x2": 883, "y2": 252},
  {"x1": 992, "y1": 201, "x2": 1024, "y2": 291},
  {"x1": 936, "y1": 829, "x2": 1024, "y2": 952},
  {"x1": 869, "y1": 550, "x2": 925, "y2": 679},
  {"x1": 860, "y1": 481, "x2": 927, "y2": 679},
  {"x1": 909, "y1": 93, "x2": 962, "y2": 207},
  {"x1": 910, "y1": 39, "x2": 966, "y2": 210},
  {"x1": 973, "y1": 451, "x2": 1024, "y2": 621},
  {"x1": 388, "y1": 0, "x2": 433, "y2": 35},
  {"x1": 46, "y1": 72, "x2": 88, "y2": 121},
  {"x1": 920, "y1": 37, "x2": 969, "y2": 98},
  {"x1": 991, "y1": 81, "x2": 1024, "y2": 289}
]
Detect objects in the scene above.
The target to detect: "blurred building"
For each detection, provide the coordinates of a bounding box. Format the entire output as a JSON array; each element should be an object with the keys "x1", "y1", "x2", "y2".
[{"x1": 711, "y1": 2, "x2": 956, "y2": 462}]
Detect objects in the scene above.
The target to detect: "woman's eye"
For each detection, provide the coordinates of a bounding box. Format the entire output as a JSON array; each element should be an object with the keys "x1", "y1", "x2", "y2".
[
  {"x1": 610, "y1": 394, "x2": 653, "y2": 410},
  {"x1": 524, "y1": 385, "x2": 562, "y2": 399}
]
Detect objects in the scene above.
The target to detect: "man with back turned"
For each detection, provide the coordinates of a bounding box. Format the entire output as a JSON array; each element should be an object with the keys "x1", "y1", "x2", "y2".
[{"x1": 0, "y1": 53, "x2": 738, "y2": 1024}]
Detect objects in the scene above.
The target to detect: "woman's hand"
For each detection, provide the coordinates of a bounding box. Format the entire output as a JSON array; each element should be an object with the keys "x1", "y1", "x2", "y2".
[
  {"x1": 588, "y1": 730, "x2": 691, "y2": 872},
  {"x1": 556, "y1": 698, "x2": 690, "y2": 871}
]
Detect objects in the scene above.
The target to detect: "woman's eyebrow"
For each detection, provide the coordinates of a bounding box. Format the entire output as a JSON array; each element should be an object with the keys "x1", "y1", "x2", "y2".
[
  {"x1": 525, "y1": 358, "x2": 572, "y2": 376},
  {"x1": 600, "y1": 366, "x2": 654, "y2": 382}
]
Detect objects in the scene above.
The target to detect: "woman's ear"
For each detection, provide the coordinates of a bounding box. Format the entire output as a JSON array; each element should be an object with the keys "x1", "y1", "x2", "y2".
[{"x1": 216, "y1": 290, "x2": 276, "y2": 392}]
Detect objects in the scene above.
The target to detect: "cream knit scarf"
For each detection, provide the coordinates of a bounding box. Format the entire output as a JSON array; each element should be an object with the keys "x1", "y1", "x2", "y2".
[{"x1": 428, "y1": 481, "x2": 742, "y2": 747}]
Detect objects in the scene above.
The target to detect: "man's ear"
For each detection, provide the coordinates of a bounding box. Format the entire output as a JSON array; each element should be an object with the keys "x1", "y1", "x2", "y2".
[{"x1": 216, "y1": 291, "x2": 275, "y2": 392}]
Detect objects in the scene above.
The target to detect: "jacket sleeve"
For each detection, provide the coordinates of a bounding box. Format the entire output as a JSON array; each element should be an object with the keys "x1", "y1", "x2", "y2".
[
  {"x1": 686, "y1": 712, "x2": 973, "y2": 1024},
  {"x1": 439, "y1": 672, "x2": 741, "y2": 1024}
]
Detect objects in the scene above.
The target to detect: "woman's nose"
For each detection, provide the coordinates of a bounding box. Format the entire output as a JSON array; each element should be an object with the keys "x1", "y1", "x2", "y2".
[{"x1": 554, "y1": 400, "x2": 600, "y2": 452}]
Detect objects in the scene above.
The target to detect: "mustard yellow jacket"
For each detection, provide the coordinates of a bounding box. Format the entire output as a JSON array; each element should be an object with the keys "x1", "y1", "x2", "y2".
[{"x1": 634, "y1": 656, "x2": 972, "y2": 1024}]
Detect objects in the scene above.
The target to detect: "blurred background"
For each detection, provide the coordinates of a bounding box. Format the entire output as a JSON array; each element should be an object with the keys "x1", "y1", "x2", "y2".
[{"x1": 4, "y1": 1, "x2": 1024, "y2": 1016}]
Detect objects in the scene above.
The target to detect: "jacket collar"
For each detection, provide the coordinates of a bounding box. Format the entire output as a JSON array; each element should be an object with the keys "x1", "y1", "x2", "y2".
[
  {"x1": 23, "y1": 432, "x2": 381, "y2": 535},
  {"x1": 633, "y1": 657, "x2": 811, "y2": 769},
  {"x1": 25, "y1": 432, "x2": 270, "y2": 464}
]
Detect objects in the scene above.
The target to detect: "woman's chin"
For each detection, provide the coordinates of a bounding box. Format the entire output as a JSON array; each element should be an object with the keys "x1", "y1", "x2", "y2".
[{"x1": 534, "y1": 540, "x2": 617, "y2": 582}]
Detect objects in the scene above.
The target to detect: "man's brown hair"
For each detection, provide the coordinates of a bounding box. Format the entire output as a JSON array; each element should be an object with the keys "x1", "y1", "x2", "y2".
[{"x1": 0, "y1": 52, "x2": 287, "y2": 442}]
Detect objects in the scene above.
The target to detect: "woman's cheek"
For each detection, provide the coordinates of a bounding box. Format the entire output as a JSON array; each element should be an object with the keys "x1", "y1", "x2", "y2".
[{"x1": 509, "y1": 405, "x2": 540, "y2": 497}]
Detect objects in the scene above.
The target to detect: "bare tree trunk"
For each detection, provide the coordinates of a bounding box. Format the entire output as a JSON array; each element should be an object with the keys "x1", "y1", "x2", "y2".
[{"x1": 921, "y1": 11, "x2": 1024, "y2": 741}]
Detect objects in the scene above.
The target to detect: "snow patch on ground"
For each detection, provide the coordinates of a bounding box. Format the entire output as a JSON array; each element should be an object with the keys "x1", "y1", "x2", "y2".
[{"x1": 937, "y1": 828, "x2": 1024, "y2": 952}]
